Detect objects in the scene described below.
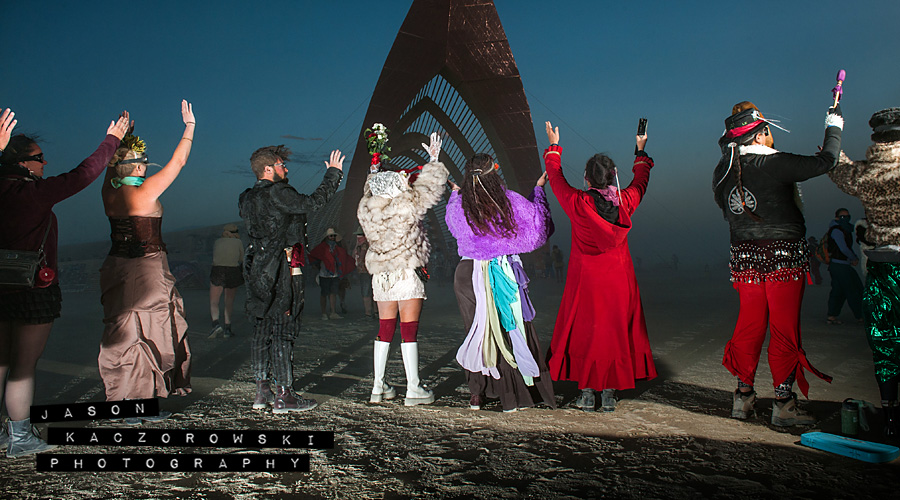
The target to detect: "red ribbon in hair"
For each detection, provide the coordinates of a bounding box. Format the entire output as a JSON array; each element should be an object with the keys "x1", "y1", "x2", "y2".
[{"x1": 399, "y1": 165, "x2": 423, "y2": 183}]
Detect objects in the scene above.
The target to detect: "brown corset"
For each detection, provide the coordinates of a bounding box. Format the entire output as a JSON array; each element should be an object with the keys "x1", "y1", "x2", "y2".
[{"x1": 108, "y1": 216, "x2": 167, "y2": 258}]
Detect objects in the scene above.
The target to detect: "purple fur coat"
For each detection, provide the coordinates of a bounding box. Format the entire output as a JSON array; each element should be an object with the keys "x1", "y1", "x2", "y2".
[{"x1": 445, "y1": 186, "x2": 552, "y2": 259}]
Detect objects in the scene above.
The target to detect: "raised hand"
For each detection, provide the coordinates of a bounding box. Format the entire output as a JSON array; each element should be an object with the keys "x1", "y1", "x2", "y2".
[
  {"x1": 545, "y1": 121, "x2": 559, "y2": 144},
  {"x1": 0, "y1": 108, "x2": 17, "y2": 150},
  {"x1": 447, "y1": 180, "x2": 460, "y2": 191},
  {"x1": 636, "y1": 133, "x2": 648, "y2": 152},
  {"x1": 107, "y1": 111, "x2": 131, "y2": 140},
  {"x1": 326, "y1": 149, "x2": 345, "y2": 171},
  {"x1": 182, "y1": 99, "x2": 195, "y2": 126},
  {"x1": 423, "y1": 132, "x2": 442, "y2": 162},
  {"x1": 536, "y1": 171, "x2": 548, "y2": 187}
]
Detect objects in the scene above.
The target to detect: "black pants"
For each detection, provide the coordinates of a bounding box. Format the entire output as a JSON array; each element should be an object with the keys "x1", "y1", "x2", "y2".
[
  {"x1": 827, "y1": 262, "x2": 863, "y2": 318},
  {"x1": 251, "y1": 316, "x2": 302, "y2": 385}
]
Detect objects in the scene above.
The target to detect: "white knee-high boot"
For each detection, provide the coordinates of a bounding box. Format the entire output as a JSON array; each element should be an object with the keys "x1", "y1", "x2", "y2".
[
  {"x1": 400, "y1": 342, "x2": 434, "y2": 406},
  {"x1": 370, "y1": 340, "x2": 397, "y2": 403}
]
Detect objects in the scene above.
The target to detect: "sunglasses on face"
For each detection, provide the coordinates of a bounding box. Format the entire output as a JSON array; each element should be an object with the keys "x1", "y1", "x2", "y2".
[{"x1": 22, "y1": 153, "x2": 44, "y2": 163}]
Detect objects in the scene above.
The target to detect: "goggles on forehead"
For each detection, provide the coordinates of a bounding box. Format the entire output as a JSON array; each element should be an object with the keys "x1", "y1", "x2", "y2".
[{"x1": 119, "y1": 156, "x2": 149, "y2": 165}]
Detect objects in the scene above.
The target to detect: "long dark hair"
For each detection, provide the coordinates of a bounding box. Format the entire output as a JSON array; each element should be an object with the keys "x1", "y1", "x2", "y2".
[
  {"x1": 584, "y1": 154, "x2": 616, "y2": 189},
  {"x1": 460, "y1": 153, "x2": 517, "y2": 237},
  {"x1": 0, "y1": 134, "x2": 38, "y2": 166},
  {"x1": 584, "y1": 154, "x2": 619, "y2": 223}
]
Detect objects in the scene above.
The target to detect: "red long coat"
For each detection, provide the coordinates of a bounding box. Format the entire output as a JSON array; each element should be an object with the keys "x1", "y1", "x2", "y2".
[{"x1": 544, "y1": 145, "x2": 657, "y2": 391}]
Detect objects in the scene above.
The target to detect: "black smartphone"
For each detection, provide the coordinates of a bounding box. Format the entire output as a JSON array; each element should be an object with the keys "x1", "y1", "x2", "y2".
[
  {"x1": 637, "y1": 117, "x2": 648, "y2": 136},
  {"x1": 635, "y1": 118, "x2": 648, "y2": 154}
]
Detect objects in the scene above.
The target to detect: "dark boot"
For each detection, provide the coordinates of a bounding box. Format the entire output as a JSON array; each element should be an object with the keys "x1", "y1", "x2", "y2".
[
  {"x1": 600, "y1": 389, "x2": 617, "y2": 412},
  {"x1": 575, "y1": 389, "x2": 596, "y2": 412},
  {"x1": 273, "y1": 386, "x2": 318, "y2": 414},
  {"x1": 253, "y1": 380, "x2": 275, "y2": 410},
  {"x1": 883, "y1": 401, "x2": 898, "y2": 440}
]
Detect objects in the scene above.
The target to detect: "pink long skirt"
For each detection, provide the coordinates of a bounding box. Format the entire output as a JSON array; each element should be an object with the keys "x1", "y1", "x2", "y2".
[{"x1": 99, "y1": 252, "x2": 191, "y2": 401}]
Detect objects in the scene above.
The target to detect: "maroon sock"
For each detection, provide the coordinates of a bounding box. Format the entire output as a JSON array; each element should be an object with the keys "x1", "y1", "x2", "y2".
[
  {"x1": 377, "y1": 318, "x2": 397, "y2": 342},
  {"x1": 400, "y1": 321, "x2": 419, "y2": 343}
]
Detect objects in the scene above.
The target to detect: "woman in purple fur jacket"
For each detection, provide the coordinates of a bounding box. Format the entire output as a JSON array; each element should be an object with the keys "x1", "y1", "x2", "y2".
[{"x1": 446, "y1": 153, "x2": 556, "y2": 412}]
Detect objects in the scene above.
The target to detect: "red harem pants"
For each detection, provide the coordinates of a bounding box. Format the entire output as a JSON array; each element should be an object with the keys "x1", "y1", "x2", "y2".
[{"x1": 722, "y1": 279, "x2": 832, "y2": 397}]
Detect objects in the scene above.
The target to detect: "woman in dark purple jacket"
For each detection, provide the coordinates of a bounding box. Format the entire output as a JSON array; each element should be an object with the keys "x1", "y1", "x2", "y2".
[{"x1": 0, "y1": 109, "x2": 129, "y2": 457}]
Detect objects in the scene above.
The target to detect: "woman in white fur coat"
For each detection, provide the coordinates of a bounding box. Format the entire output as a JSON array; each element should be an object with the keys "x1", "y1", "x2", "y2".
[{"x1": 357, "y1": 131, "x2": 448, "y2": 406}]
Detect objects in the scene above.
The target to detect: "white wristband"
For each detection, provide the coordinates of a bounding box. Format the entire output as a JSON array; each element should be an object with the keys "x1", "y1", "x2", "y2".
[{"x1": 825, "y1": 114, "x2": 844, "y2": 130}]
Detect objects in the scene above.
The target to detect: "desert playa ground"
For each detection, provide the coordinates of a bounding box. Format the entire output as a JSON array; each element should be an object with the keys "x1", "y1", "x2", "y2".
[{"x1": 1, "y1": 262, "x2": 897, "y2": 499}]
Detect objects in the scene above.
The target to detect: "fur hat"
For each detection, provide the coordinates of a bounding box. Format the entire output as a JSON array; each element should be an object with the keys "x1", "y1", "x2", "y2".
[{"x1": 869, "y1": 107, "x2": 900, "y2": 143}]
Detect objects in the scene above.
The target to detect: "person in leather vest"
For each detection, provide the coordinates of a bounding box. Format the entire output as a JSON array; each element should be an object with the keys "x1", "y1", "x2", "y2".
[
  {"x1": 240, "y1": 146, "x2": 344, "y2": 413},
  {"x1": 712, "y1": 100, "x2": 842, "y2": 426}
]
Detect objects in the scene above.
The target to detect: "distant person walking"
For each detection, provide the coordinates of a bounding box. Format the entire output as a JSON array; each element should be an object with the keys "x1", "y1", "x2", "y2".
[
  {"x1": 310, "y1": 228, "x2": 354, "y2": 320},
  {"x1": 544, "y1": 121, "x2": 657, "y2": 412},
  {"x1": 712, "y1": 100, "x2": 840, "y2": 426},
  {"x1": 807, "y1": 236, "x2": 823, "y2": 285},
  {"x1": 825, "y1": 208, "x2": 863, "y2": 324},
  {"x1": 352, "y1": 228, "x2": 376, "y2": 319},
  {"x1": 209, "y1": 223, "x2": 244, "y2": 339},
  {"x1": 542, "y1": 251, "x2": 553, "y2": 279},
  {"x1": 241, "y1": 145, "x2": 345, "y2": 413},
  {"x1": 551, "y1": 245, "x2": 564, "y2": 283},
  {"x1": 828, "y1": 107, "x2": 900, "y2": 438}
]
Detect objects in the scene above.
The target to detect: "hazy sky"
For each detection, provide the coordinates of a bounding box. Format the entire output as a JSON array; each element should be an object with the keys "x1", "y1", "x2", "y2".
[{"x1": 3, "y1": 1, "x2": 898, "y2": 268}]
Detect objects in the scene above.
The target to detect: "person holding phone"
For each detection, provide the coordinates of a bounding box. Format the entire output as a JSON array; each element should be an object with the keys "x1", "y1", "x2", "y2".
[{"x1": 543, "y1": 121, "x2": 657, "y2": 412}]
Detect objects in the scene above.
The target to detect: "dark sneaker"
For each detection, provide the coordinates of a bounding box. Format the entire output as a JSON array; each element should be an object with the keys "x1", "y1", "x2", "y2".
[
  {"x1": 222, "y1": 325, "x2": 233, "y2": 338},
  {"x1": 469, "y1": 394, "x2": 483, "y2": 410},
  {"x1": 273, "y1": 386, "x2": 319, "y2": 413},
  {"x1": 732, "y1": 390, "x2": 757, "y2": 420},
  {"x1": 209, "y1": 325, "x2": 224, "y2": 339}
]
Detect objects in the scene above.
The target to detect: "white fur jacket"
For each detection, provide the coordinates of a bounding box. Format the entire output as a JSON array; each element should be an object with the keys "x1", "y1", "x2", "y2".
[
  {"x1": 829, "y1": 142, "x2": 900, "y2": 246},
  {"x1": 357, "y1": 160, "x2": 449, "y2": 274}
]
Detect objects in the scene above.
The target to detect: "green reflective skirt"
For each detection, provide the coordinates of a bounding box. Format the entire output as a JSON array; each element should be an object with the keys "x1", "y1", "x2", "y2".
[{"x1": 864, "y1": 261, "x2": 900, "y2": 384}]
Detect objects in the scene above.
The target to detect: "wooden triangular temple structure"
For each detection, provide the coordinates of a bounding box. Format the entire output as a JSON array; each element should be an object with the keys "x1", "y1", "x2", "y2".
[{"x1": 337, "y1": 0, "x2": 542, "y2": 256}]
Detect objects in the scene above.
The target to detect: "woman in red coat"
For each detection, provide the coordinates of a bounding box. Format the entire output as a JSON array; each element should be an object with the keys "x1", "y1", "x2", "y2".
[{"x1": 544, "y1": 121, "x2": 657, "y2": 412}]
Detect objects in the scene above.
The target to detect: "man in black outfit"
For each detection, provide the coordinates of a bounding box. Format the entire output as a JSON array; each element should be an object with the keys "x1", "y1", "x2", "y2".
[{"x1": 240, "y1": 146, "x2": 345, "y2": 413}]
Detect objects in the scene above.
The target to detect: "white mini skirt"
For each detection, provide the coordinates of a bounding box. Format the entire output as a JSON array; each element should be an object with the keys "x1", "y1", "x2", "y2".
[{"x1": 372, "y1": 268, "x2": 426, "y2": 302}]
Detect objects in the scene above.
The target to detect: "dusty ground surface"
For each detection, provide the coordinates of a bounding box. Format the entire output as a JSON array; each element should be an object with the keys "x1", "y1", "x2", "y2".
[{"x1": 1, "y1": 269, "x2": 898, "y2": 499}]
